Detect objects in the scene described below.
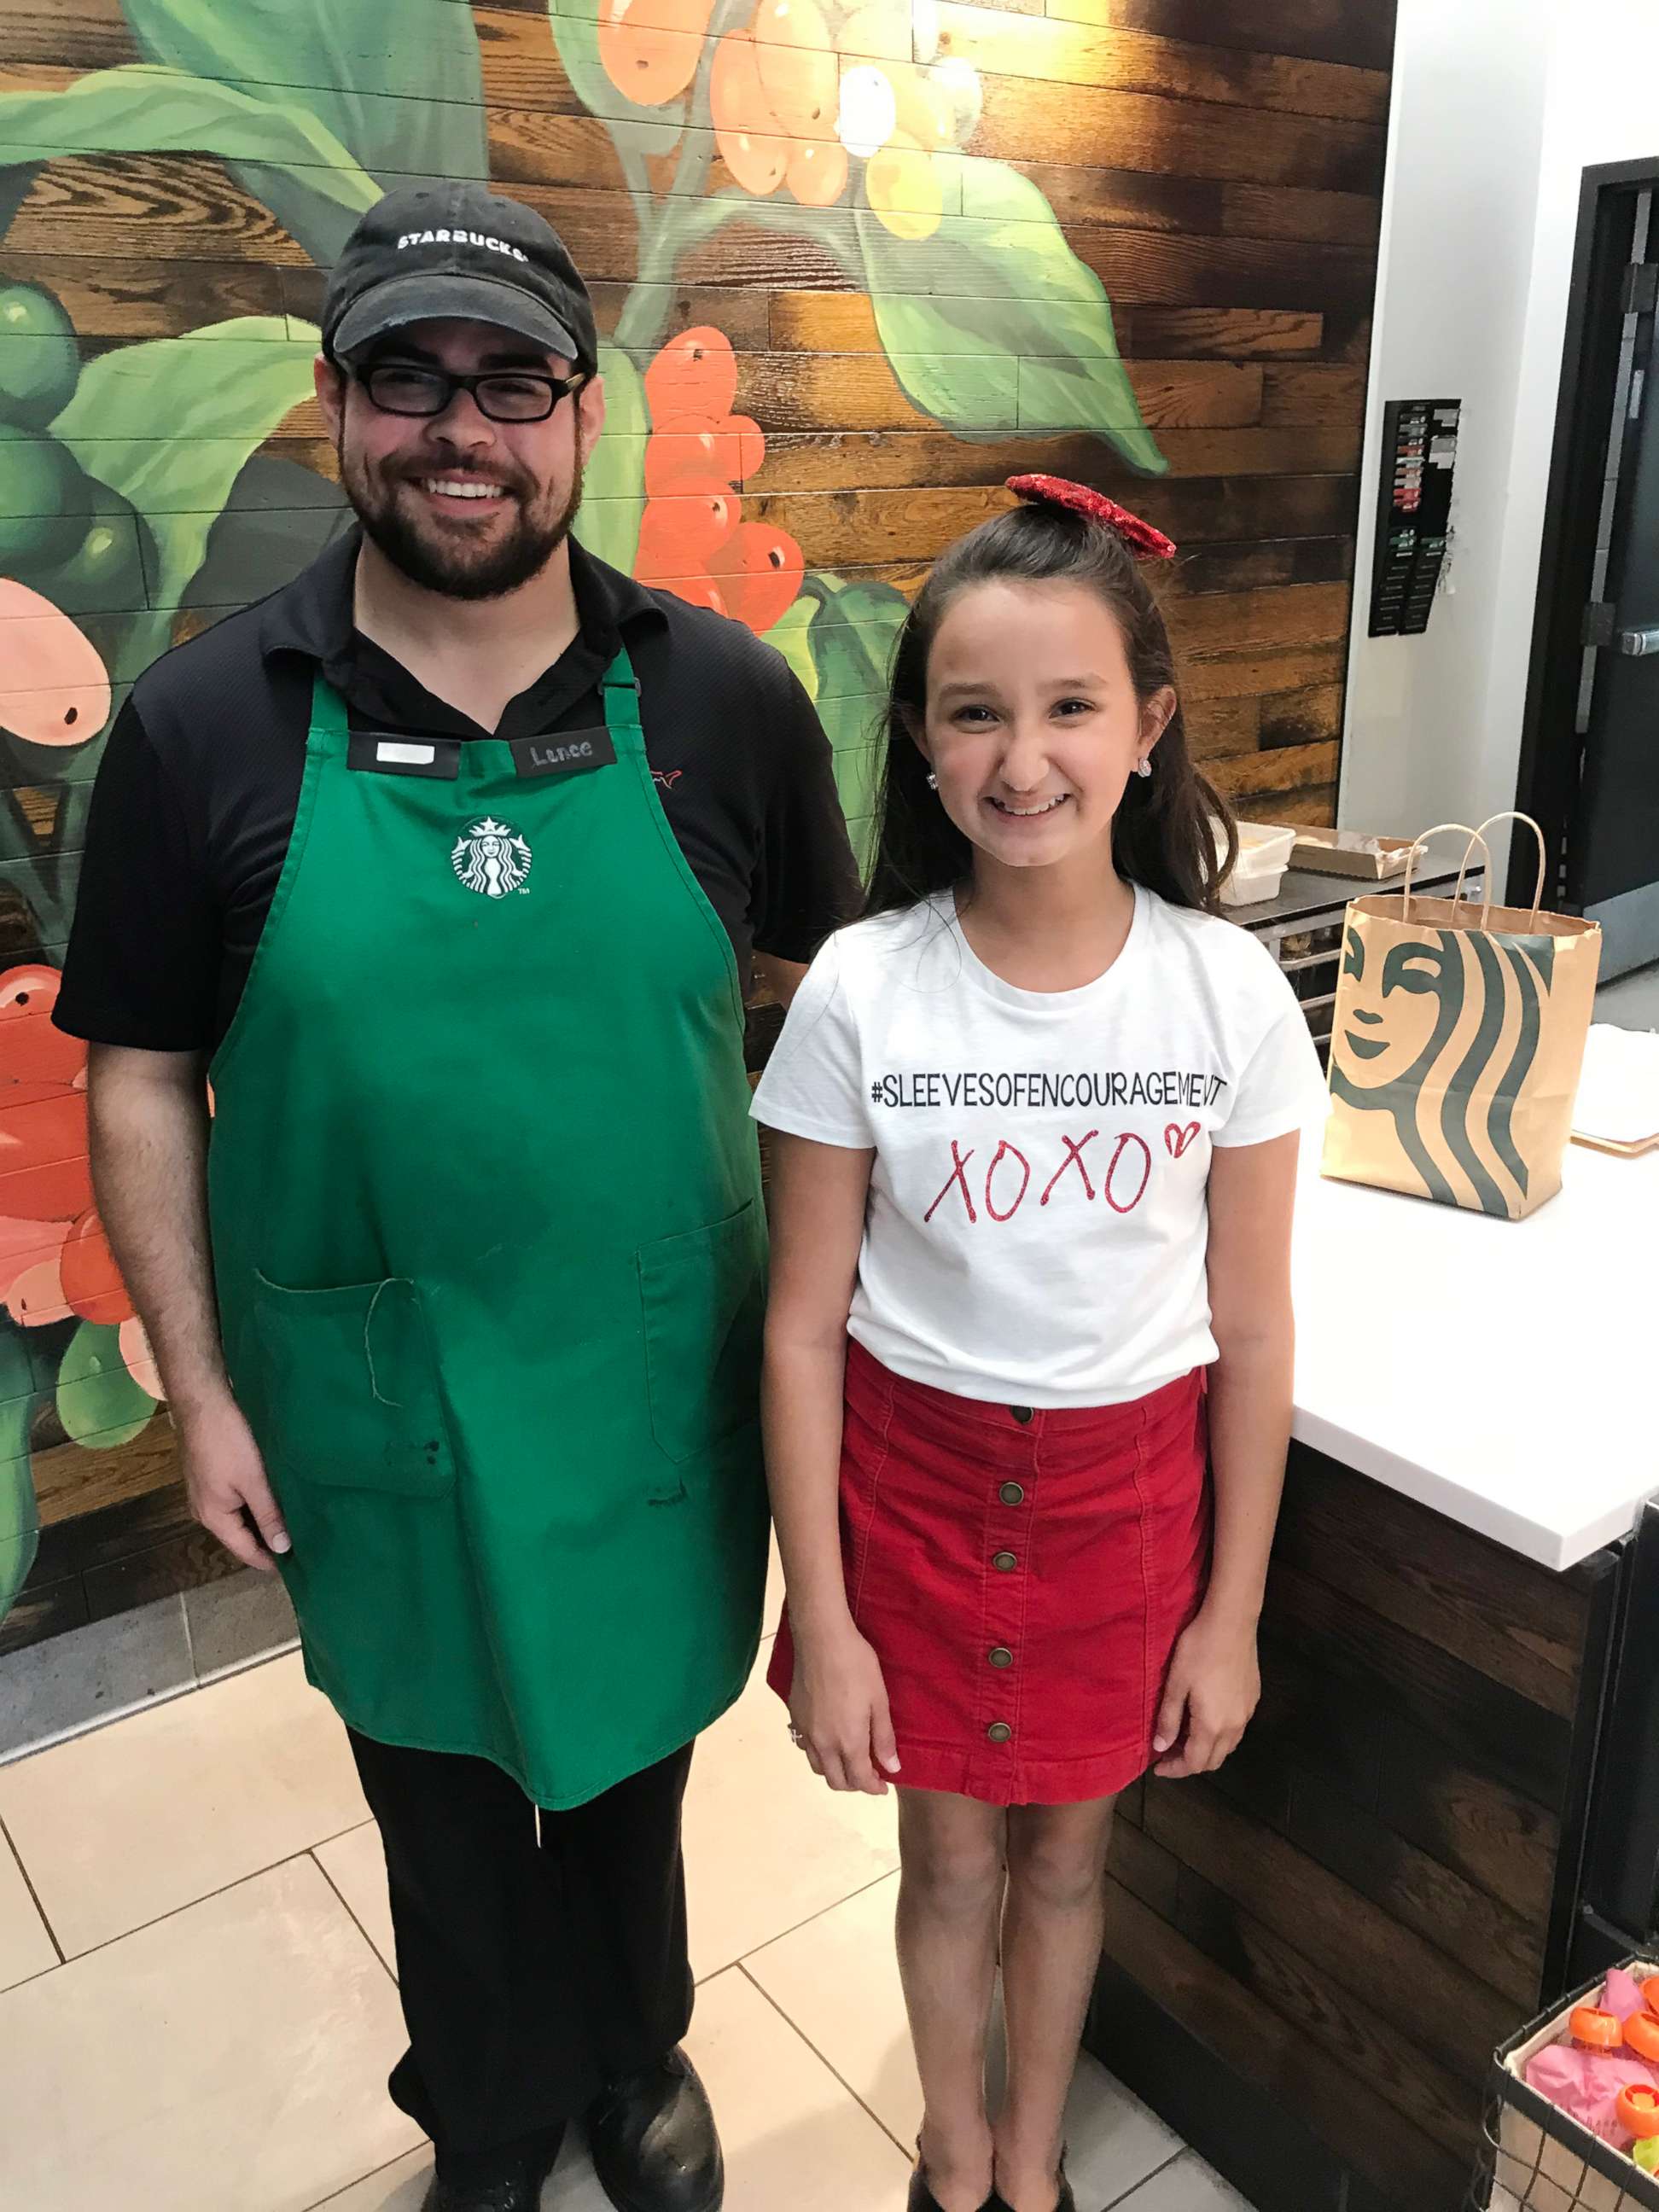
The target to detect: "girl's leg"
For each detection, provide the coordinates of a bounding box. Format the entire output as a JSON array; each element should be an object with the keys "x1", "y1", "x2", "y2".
[
  {"x1": 896, "y1": 1787, "x2": 1009, "y2": 2212},
  {"x1": 994, "y1": 1796, "x2": 1119, "y2": 2212}
]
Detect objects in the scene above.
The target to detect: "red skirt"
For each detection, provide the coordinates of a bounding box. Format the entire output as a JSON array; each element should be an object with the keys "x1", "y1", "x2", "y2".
[{"x1": 768, "y1": 1341, "x2": 1211, "y2": 1806}]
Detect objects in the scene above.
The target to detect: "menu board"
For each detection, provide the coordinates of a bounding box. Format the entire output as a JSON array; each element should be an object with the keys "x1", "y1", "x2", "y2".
[{"x1": 1370, "y1": 398, "x2": 1461, "y2": 637}]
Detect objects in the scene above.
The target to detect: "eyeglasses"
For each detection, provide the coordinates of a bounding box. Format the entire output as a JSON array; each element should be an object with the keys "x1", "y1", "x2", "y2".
[{"x1": 355, "y1": 363, "x2": 587, "y2": 423}]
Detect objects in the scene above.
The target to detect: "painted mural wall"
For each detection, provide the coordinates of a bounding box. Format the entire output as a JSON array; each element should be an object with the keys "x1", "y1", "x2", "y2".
[{"x1": 0, "y1": 0, "x2": 1394, "y2": 1644}]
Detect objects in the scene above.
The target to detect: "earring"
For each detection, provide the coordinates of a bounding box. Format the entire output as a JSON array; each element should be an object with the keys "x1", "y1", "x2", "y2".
[
  {"x1": 1135, "y1": 757, "x2": 1153, "y2": 779},
  {"x1": 926, "y1": 771, "x2": 938, "y2": 789}
]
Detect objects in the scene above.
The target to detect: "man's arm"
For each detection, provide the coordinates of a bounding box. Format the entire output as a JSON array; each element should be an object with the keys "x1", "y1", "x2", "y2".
[
  {"x1": 751, "y1": 952, "x2": 807, "y2": 1009},
  {"x1": 88, "y1": 1045, "x2": 290, "y2": 1571}
]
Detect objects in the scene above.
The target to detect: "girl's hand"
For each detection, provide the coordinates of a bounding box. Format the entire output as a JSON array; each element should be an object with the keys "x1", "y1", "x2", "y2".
[
  {"x1": 1151, "y1": 1609, "x2": 1260, "y2": 1779},
  {"x1": 789, "y1": 1623, "x2": 902, "y2": 1796}
]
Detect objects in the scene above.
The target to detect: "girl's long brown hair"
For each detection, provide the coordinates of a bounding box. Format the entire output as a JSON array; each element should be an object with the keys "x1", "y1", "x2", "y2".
[{"x1": 864, "y1": 502, "x2": 1237, "y2": 920}]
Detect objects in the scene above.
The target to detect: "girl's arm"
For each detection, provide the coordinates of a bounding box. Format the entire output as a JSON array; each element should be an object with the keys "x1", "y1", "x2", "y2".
[
  {"x1": 762, "y1": 1127, "x2": 899, "y2": 1796},
  {"x1": 1152, "y1": 1127, "x2": 1301, "y2": 1779}
]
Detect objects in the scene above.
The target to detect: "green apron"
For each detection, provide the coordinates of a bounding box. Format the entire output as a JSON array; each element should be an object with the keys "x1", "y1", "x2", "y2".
[{"x1": 207, "y1": 651, "x2": 769, "y2": 1808}]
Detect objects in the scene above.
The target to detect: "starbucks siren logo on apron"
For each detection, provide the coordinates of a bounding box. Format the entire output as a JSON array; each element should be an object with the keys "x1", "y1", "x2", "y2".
[{"x1": 452, "y1": 816, "x2": 532, "y2": 898}]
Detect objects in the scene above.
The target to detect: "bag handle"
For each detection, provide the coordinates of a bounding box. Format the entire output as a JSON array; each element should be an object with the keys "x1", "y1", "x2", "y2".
[
  {"x1": 1460, "y1": 812, "x2": 1549, "y2": 928},
  {"x1": 1401, "y1": 823, "x2": 1494, "y2": 928}
]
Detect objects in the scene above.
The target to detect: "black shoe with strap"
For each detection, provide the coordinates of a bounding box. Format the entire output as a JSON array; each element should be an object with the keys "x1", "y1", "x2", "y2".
[
  {"x1": 586, "y1": 2046, "x2": 723, "y2": 2212},
  {"x1": 418, "y1": 2129, "x2": 563, "y2": 2211}
]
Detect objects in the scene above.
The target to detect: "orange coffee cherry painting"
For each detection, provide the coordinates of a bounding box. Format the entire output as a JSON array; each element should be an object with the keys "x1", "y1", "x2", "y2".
[
  {"x1": 597, "y1": 0, "x2": 717, "y2": 107},
  {"x1": 644, "y1": 327, "x2": 741, "y2": 421},
  {"x1": 632, "y1": 329, "x2": 803, "y2": 632},
  {"x1": 711, "y1": 32, "x2": 791, "y2": 195},
  {"x1": 674, "y1": 0, "x2": 976, "y2": 215},
  {"x1": 752, "y1": 0, "x2": 839, "y2": 139},
  {"x1": 61, "y1": 1208, "x2": 136, "y2": 1330},
  {"x1": 0, "y1": 963, "x2": 141, "y2": 1341}
]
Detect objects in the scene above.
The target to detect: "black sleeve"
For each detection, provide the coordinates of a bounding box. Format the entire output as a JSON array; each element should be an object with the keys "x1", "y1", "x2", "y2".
[
  {"x1": 54, "y1": 696, "x2": 221, "y2": 1051},
  {"x1": 751, "y1": 663, "x2": 862, "y2": 964}
]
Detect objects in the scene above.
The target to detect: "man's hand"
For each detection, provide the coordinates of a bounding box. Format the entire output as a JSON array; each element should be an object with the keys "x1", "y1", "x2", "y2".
[{"x1": 177, "y1": 1394, "x2": 291, "y2": 1572}]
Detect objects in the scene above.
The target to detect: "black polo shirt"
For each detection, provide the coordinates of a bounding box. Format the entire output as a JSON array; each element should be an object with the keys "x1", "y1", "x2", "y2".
[{"x1": 55, "y1": 530, "x2": 859, "y2": 1052}]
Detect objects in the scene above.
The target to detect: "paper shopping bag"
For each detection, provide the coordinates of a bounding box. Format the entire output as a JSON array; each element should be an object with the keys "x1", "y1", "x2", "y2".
[{"x1": 1323, "y1": 816, "x2": 1602, "y2": 1219}]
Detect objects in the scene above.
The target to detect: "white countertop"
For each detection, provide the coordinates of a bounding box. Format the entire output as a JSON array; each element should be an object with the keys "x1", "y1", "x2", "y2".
[{"x1": 1291, "y1": 1139, "x2": 1658, "y2": 1570}]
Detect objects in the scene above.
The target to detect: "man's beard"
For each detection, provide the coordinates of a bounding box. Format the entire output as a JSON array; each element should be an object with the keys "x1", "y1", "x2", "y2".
[{"x1": 340, "y1": 438, "x2": 585, "y2": 602}]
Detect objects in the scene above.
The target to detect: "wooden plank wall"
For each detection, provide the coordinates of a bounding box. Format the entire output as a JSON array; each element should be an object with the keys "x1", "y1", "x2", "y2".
[
  {"x1": 0, "y1": 0, "x2": 1394, "y2": 1611},
  {"x1": 1097, "y1": 1443, "x2": 1604, "y2": 2212}
]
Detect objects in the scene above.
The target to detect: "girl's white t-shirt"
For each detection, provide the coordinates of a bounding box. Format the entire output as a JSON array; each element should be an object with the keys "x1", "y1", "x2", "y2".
[{"x1": 751, "y1": 887, "x2": 1330, "y2": 1408}]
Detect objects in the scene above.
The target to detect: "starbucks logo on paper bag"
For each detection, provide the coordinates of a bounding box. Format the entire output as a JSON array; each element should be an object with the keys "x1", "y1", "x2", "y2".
[
  {"x1": 451, "y1": 818, "x2": 532, "y2": 899},
  {"x1": 1328, "y1": 923, "x2": 1556, "y2": 1217}
]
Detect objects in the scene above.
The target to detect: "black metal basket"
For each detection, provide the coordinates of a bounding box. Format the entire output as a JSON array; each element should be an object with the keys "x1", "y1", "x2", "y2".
[{"x1": 1467, "y1": 1959, "x2": 1659, "y2": 2212}]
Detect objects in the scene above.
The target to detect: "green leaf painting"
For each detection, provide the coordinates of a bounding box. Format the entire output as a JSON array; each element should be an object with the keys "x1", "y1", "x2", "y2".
[
  {"x1": 803, "y1": 577, "x2": 910, "y2": 703},
  {"x1": 121, "y1": 0, "x2": 489, "y2": 195},
  {"x1": 56, "y1": 1323, "x2": 159, "y2": 1452},
  {"x1": 0, "y1": 1325, "x2": 37, "y2": 1624},
  {"x1": 798, "y1": 576, "x2": 909, "y2": 840},
  {"x1": 0, "y1": 66, "x2": 381, "y2": 268},
  {"x1": 856, "y1": 160, "x2": 1166, "y2": 474},
  {"x1": 54, "y1": 319, "x2": 321, "y2": 612},
  {"x1": 763, "y1": 598, "x2": 820, "y2": 701}
]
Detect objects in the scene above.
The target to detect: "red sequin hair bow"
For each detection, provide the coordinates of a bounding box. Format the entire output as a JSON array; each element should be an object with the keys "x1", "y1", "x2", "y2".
[{"x1": 1004, "y1": 474, "x2": 1177, "y2": 560}]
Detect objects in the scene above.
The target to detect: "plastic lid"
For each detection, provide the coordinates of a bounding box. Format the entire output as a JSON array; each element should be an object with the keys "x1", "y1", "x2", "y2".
[
  {"x1": 1624, "y1": 2011, "x2": 1659, "y2": 2062},
  {"x1": 1617, "y1": 2083, "x2": 1659, "y2": 2139},
  {"x1": 1571, "y1": 2005, "x2": 1626, "y2": 2049}
]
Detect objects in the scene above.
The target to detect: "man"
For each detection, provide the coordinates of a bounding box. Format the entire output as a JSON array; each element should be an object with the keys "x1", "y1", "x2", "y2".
[{"x1": 55, "y1": 183, "x2": 858, "y2": 2212}]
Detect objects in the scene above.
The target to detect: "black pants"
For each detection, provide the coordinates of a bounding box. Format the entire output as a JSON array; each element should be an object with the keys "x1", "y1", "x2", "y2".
[{"x1": 347, "y1": 1729, "x2": 696, "y2": 2183}]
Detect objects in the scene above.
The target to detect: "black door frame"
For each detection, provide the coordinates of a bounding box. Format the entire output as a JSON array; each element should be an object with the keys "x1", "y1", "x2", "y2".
[{"x1": 1511, "y1": 154, "x2": 1659, "y2": 909}]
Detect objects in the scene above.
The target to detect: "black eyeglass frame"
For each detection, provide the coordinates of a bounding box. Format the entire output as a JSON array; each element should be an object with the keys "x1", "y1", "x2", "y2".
[{"x1": 350, "y1": 362, "x2": 590, "y2": 423}]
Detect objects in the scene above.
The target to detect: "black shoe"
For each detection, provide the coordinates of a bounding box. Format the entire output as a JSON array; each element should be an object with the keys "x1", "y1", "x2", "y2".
[
  {"x1": 419, "y1": 2132, "x2": 562, "y2": 2211},
  {"x1": 910, "y1": 2143, "x2": 998, "y2": 2212},
  {"x1": 586, "y1": 2047, "x2": 722, "y2": 2212},
  {"x1": 986, "y1": 2158, "x2": 1075, "y2": 2212},
  {"x1": 909, "y1": 2163, "x2": 946, "y2": 2212}
]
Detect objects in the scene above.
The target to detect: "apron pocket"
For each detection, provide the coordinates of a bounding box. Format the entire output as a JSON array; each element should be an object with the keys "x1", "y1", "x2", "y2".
[
  {"x1": 637, "y1": 1198, "x2": 765, "y2": 1473},
  {"x1": 249, "y1": 1272, "x2": 455, "y2": 1499}
]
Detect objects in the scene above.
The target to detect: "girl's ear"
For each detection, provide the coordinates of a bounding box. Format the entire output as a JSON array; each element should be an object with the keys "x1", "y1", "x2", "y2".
[
  {"x1": 899, "y1": 701, "x2": 929, "y2": 754},
  {"x1": 1139, "y1": 684, "x2": 1177, "y2": 754}
]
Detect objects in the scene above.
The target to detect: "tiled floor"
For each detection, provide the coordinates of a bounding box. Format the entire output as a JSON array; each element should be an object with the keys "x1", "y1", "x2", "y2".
[{"x1": 0, "y1": 1583, "x2": 1254, "y2": 2212}]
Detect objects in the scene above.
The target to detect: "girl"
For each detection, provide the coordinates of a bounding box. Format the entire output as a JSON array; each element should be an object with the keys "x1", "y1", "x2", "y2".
[{"x1": 750, "y1": 477, "x2": 1328, "y2": 2212}]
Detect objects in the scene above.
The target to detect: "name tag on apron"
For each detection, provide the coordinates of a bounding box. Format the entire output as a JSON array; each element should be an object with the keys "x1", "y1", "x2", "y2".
[
  {"x1": 510, "y1": 726, "x2": 617, "y2": 779},
  {"x1": 348, "y1": 732, "x2": 463, "y2": 780}
]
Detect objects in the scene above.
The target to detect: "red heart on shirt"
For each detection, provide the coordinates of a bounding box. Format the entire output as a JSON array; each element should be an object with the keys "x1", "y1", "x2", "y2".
[{"x1": 1164, "y1": 1122, "x2": 1201, "y2": 1159}]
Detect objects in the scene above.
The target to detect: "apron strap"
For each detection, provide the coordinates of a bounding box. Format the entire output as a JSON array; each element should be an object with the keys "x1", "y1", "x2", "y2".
[
  {"x1": 309, "y1": 672, "x2": 351, "y2": 743},
  {"x1": 600, "y1": 644, "x2": 644, "y2": 748}
]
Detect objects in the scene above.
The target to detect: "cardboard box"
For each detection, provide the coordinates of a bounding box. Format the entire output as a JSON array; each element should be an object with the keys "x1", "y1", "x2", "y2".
[{"x1": 1285, "y1": 826, "x2": 1419, "y2": 881}]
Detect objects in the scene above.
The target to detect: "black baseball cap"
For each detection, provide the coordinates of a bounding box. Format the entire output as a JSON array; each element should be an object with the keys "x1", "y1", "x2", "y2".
[{"x1": 323, "y1": 183, "x2": 598, "y2": 375}]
